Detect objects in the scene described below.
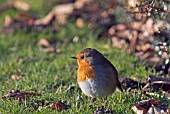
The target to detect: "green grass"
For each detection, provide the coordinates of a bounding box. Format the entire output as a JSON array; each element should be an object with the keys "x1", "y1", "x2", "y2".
[
  {"x1": 0, "y1": 1, "x2": 166, "y2": 114},
  {"x1": 0, "y1": 22, "x2": 151, "y2": 114}
]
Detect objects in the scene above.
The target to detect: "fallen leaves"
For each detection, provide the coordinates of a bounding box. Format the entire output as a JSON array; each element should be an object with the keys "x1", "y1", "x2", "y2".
[
  {"x1": 122, "y1": 75, "x2": 170, "y2": 93},
  {"x1": 34, "y1": 3, "x2": 74, "y2": 25},
  {"x1": 10, "y1": 68, "x2": 27, "y2": 80},
  {"x1": 11, "y1": 74, "x2": 22, "y2": 79},
  {"x1": 1, "y1": 90, "x2": 40, "y2": 103},
  {"x1": 122, "y1": 75, "x2": 170, "y2": 114},
  {"x1": 1, "y1": 90, "x2": 70, "y2": 112},
  {"x1": 143, "y1": 75, "x2": 170, "y2": 92},
  {"x1": 132, "y1": 100, "x2": 169, "y2": 114},
  {"x1": 0, "y1": 0, "x2": 168, "y2": 78},
  {"x1": 121, "y1": 78, "x2": 146, "y2": 92},
  {"x1": 76, "y1": 18, "x2": 84, "y2": 28},
  {"x1": 48, "y1": 101, "x2": 71, "y2": 112},
  {"x1": 107, "y1": 18, "x2": 169, "y2": 75},
  {"x1": 37, "y1": 38, "x2": 50, "y2": 47},
  {"x1": 1, "y1": 90, "x2": 21, "y2": 99},
  {"x1": 37, "y1": 38, "x2": 61, "y2": 54},
  {"x1": 0, "y1": 1, "x2": 30, "y2": 12}
]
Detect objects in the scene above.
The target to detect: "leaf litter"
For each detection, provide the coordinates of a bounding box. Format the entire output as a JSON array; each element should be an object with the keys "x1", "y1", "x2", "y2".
[
  {"x1": 1, "y1": 90, "x2": 41, "y2": 103},
  {"x1": 0, "y1": 0, "x2": 169, "y2": 76},
  {"x1": 121, "y1": 75, "x2": 170, "y2": 114}
]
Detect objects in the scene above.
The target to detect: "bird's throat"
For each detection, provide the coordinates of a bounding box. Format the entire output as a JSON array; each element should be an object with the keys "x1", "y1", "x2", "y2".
[{"x1": 78, "y1": 61, "x2": 96, "y2": 82}]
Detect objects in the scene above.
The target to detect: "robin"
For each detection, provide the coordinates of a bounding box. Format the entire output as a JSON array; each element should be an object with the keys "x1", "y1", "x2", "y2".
[{"x1": 71, "y1": 48, "x2": 123, "y2": 99}]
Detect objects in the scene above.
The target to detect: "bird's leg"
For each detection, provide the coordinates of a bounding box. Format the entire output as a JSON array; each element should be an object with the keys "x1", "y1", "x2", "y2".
[{"x1": 88, "y1": 97, "x2": 96, "y2": 109}]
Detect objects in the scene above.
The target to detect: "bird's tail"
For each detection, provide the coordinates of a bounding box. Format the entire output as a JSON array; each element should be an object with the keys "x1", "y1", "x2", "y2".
[{"x1": 116, "y1": 80, "x2": 123, "y2": 92}]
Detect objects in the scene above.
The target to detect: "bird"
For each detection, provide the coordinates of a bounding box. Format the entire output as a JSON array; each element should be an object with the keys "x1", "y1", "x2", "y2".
[{"x1": 71, "y1": 48, "x2": 123, "y2": 99}]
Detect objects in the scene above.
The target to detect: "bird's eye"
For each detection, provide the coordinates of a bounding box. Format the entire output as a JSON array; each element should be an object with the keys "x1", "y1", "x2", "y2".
[{"x1": 81, "y1": 56, "x2": 84, "y2": 59}]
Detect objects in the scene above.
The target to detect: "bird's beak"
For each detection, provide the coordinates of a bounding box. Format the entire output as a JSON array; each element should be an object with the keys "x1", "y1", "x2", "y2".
[{"x1": 71, "y1": 56, "x2": 77, "y2": 59}]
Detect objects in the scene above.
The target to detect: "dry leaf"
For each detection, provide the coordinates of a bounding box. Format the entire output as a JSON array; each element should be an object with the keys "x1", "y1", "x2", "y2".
[
  {"x1": 34, "y1": 0, "x2": 92, "y2": 25},
  {"x1": 48, "y1": 101, "x2": 71, "y2": 112},
  {"x1": 37, "y1": 38, "x2": 50, "y2": 47},
  {"x1": 16, "y1": 92, "x2": 40, "y2": 102},
  {"x1": 16, "y1": 13, "x2": 35, "y2": 25},
  {"x1": 132, "y1": 100, "x2": 168, "y2": 114},
  {"x1": 13, "y1": 1, "x2": 30, "y2": 11},
  {"x1": 132, "y1": 105, "x2": 146, "y2": 114},
  {"x1": 138, "y1": 51, "x2": 154, "y2": 60},
  {"x1": 74, "y1": 0, "x2": 92, "y2": 9},
  {"x1": 143, "y1": 75, "x2": 170, "y2": 92},
  {"x1": 1, "y1": 90, "x2": 20, "y2": 99},
  {"x1": 131, "y1": 22, "x2": 142, "y2": 30},
  {"x1": 35, "y1": 3, "x2": 74, "y2": 25},
  {"x1": 76, "y1": 18, "x2": 84, "y2": 28},
  {"x1": 108, "y1": 27, "x2": 116, "y2": 35},
  {"x1": 115, "y1": 24, "x2": 126, "y2": 31},
  {"x1": 121, "y1": 78, "x2": 146, "y2": 91},
  {"x1": 11, "y1": 74, "x2": 22, "y2": 79},
  {"x1": 128, "y1": 0, "x2": 140, "y2": 8},
  {"x1": 4, "y1": 15, "x2": 13, "y2": 27},
  {"x1": 111, "y1": 37, "x2": 128, "y2": 49},
  {"x1": 2, "y1": 90, "x2": 40, "y2": 102}
]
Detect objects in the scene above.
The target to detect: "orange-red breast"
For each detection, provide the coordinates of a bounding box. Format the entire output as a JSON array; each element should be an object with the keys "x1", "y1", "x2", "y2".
[{"x1": 72, "y1": 48, "x2": 123, "y2": 98}]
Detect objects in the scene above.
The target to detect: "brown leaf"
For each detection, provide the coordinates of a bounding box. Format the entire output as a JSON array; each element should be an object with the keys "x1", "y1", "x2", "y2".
[
  {"x1": 1, "y1": 90, "x2": 40, "y2": 102},
  {"x1": 148, "y1": 57, "x2": 161, "y2": 64},
  {"x1": 111, "y1": 24, "x2": 126, "y2": 31},
  {"x1": 2, "y1": 90, "x2": 20, "y2": 99},
  {"x1": 108, "y1": 27, "x2": 115, "y2": 35},
  {"x1": 138, "y1": 50, "x2": 154, "y2": 60},
  {"x1": 153, "y1": 21, "x2": 163, "y2": 32},
  {"x1": 121, "y1": 78, "x2": 146, "y2": 92},
  {"x1": 132, "y1": 105, "x2": 146, "y2": 114},
  {"x1": 11, "y1": 74, "x2": 22, "y2": 79},
  {"x1": 13, "y1": 1, "x2": 30, "y2": 11},
  {"x1": 48, "y1": 101, "x2": 71, "y2": 112},
  {"x1": 128, "y1": 0, "x2": 140, "y2": 8},
  {"x1": 35, "y1": 3, "x2": 74, "y2": 25},
  {"x1": 76, "y1": 18, "x2": 84, "y2": 28},
  {"x1": 116, "y1": 30, "x2": 131, "y2": 39},
  {"x1": 143, "y1": 75, "x2": 170, "y2": 92},
  {"x1": 135, "y1": 43, "x2": 152, "y2": 52},
  {"x1": 147, "y1": 105, "x2": 164, "y2": 114},
  {"x1": 132, "y1": 100, "x2": 168, "y2": 114},
  {"x1": 74, "y1": 0, "x2": 92, "y2": 9},
  {"x1": 16, "y1": 13, "x2": 35, "y2": 25},
  {"x1": 37, "y1": 38, "x2": 50, "y2": 47},
  {"x1": 34, "y1": 0, "x2": 92, "y2": 25},
  {"x1": 34, "y1": 11, "x2": 55, "y2": 26},
  {"x1": 146, "y1": 57, "x2": 163, "y2": 68},
  {"x1": 111, "y1": 37, "x2": 128, "y2": 50},
  {"x1": 131, "y1": 22, "x2": 142, "y2": 30},
  {"x1": 16, "y1": 92, "x2": 41, "y2": 103},
  {"x1": 4, "y1": 15, "x2": 13, "y2": 27}
]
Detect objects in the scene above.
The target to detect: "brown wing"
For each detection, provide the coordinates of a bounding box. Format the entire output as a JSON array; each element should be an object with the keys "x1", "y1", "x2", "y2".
[{"x1": 102, "y1": 57, "x2": 123, "y2": 92}]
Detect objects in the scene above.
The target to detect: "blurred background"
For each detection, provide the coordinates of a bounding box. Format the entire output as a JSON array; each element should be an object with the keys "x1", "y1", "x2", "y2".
[{"x1": 0, "y1": 0, "x2": 169, "y2": 76}]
